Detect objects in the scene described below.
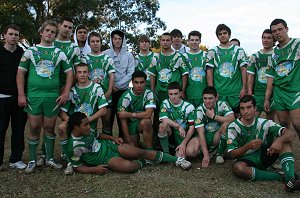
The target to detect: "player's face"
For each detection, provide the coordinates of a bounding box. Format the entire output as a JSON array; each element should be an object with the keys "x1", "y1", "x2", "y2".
[
  {"x1": 40, "y1": 25, "x2": 57, "y2": 43},
  {"x1": 240, "y1": 101, "x2": 256, "y2": 122},
  {"x1": 76, "y1": 66, "x2": 90, "y2": 83},
  {"x1": 230, "y1": 40, "x2": 239, "y2": 46},
  {"x1": 172, "y1": 35, "x2": 182, "y2": 45},
  {"x1": 203, "y1": 94, "x2": 217, "y2": 109},
  {"x1": 160, "y1": 35, "x2": 172, "y2": 50},
  {"x1": 76, "y1": 28, "x2": 88, "y2": 42},
  {"x1": 132, "y1": 77, "x2": 146, "y2": 95},
  {"x1": 4, "y1": 28, "x2": 19, "y2": 46},
  {"x1": 59, "y1": 20, "x2": 73, "y2": 39},
  {"x1": 79, "y1": 118, "x2": 90, "y2": 135},
  {"x1": 168, "y1": 89, "x2": 182, "y2": 105},
  {"x1": 89, "y1": 36, "x2": 101, "y2": 53},
  {"x1": 271, "y1": 23, "x2": 289, "y2": 43},
  {"x1": 139, "y1": 40, "x2": 150, "y2": 51},
  {"x1": 112, "y1": 34, "x2": 123, "y2": 49},
  {"x1": 261, "y1": 33, "x2": 274, "y2": 50},
  {"x1": 217, "y1": 30, "x2": 230, "y2": 44},
  {"x1": 188, "y1": 35, "x2": 201, "y2": 50}
]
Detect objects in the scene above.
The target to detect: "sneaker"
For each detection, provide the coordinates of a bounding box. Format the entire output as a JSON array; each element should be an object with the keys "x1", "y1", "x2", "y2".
[
  {"x1": 216, "y1": 155, "x2": 225, "y2": 165},
  {"x1": 46, "y1": 159, "x2": 63, "y2": 169},
  {"x1": 10, "y1": 161, "x2": 27, "y2": 169},
  {"x1": 25, "y1": 161, "x2": 37, "y2": 174},
  {"x1": 175, "y1": 157, "x2": 192, "y2": 170},
  {"x1": 64, "y1": 163, "x2": 74, "y2": 175},
  {"x1": 285, "y1": 179, "x2": 300, "y2": 193},
  {"x1": 37, "y1": 155, "x2": 46, "y2": 166},
  {"x1": 60, "y1": 153, "x2": 67, "y2": 161}
]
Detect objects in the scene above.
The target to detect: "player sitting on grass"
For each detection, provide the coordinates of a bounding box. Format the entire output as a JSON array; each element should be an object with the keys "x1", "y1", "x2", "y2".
[
  {"x1": 227, "y1": 95, "x2": 300, "y2": 193},
  {"x1": 67, "y1": 112, "x2": 192, "y2": 174},
  {"x1": 191, "y1": 86, "x2": 234, "y2": 167}
]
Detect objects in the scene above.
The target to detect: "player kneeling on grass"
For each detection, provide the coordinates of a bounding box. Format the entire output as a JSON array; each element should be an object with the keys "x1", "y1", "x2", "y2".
[
  {"x1": 117, "y1": 70, "x2": 155, "y2": 149},
  {"x1": 67, "y1": 112, "x2": 192, "y2": 174},
  {"x1": 158, "y1": 82, "x2": 195, "y2": 159},
  {"x1": 227, "y1": 95, "x2": 300, "y2": 193},
  {"x1": 190, "y1": 86, "x2": 234, "y2": 167}
]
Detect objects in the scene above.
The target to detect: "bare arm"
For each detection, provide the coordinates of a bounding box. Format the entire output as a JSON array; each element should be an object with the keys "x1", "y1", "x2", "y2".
[
  {"x1": 268, "y1": 128, "x2": 295, "y2": 155},
  {"x1": 16, "y1": 69, "x2": 27, "y2": 107},
  {"x1": 150, "y1": 75, "x2": 156, "y2": 92},
  {"x1": 57, "y1": 70, "x2": 74, "y2": 105},
  {"x1": 264, "y1": 77, "x2": 274, "y2": 112},
  {"x1": 247, "y1": 73, "x2": 254, "y2": 95},
  {"x1": 181, "y1": 74, "x2": 188, "y2": 99},
  {"x1": 88, "y1": 107, "x2": 106, "y2": 123},
  {"x1": 240, "y1": 67, "x2": 247, "y2": 98},
  {"x1": 229, "y1": 139, "x2": 262, "y2": 159},
  {"x1": 73, "y1": 165, "x2": 108, "y2": 174},
  {"x1": 59, "y1": 110, "x2": 69, "y2": 121},
  {"x1": 117, "y1": 108, "x2": 154, "y2": 120},
  {"x1": 196, "y1": 127, "x2": 210, "y2": 167},
  {"x1": 206, "y1": 68, "x2": 213, "y2": 86},
  {"x1": 105, "y1": 73, "x2": 115, "y2": 100},
  {"x1": 119, "y1": 118, "x2": 134, "y2": 145}
]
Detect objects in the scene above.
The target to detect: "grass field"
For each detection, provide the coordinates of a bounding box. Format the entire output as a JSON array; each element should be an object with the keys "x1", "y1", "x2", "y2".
[{"x1": 1, "y1": 121, "x2": 300, "y2": 198}]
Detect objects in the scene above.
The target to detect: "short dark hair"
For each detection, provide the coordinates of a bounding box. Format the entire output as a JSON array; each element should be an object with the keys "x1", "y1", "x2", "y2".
[
  {"x1": 59, "y1": 17, "x2": 73, "y2": 24},
  {"x1": 167, "y1": 82, "x2": 181, "y2": 91},
  {"x1": 202, "y1": 86, "x2": 217, "y2": 97},
  {"x1": 270, "y1": 19, "x2": 287, "y2": 29},
  {"x1": 170, "y1": 29, "x2": 183, "y2": 38},
  {"x1": 75, "y1": 62, "x2": 89, "y2": 72},
  {"x1": 132, "y1": 70, "x2": 147, "y2": 81},
  {"x1": 216, "y1": 24, "x2": 231, "y2": 36},
  {"x1": 68, "y1": 112, "x2": 87, "y2": 132},
  {"x1": 239, "y1": 95, "x2": 256, "y2": 107},
  {"x1": 76, "y1": 24, "x2": 88, "y2": 34},
  {"x1": 3, "y1": 24, "x2": 20, "y2": 34},
  {"x1": 188, "y1": 30, "x2": 202, "y2": 40},
  {"x1": 161, "y1": 32, "x2": 171, "y2": 37},
  {"x1": 111, "y1": 29, "x2": 125, "y2": 39},
  {"x1": 88, "y1": 31, "x2": 101, "y2": 44},
  {"x1": 230, "y1": 38, "x2": 240, "y2": 46},
  {"x1": 262, "y1": 29, "x2": 272, "y2": 37},
  {"x1": 138, "y1": 34, "x2": 150, "y2": 43}
]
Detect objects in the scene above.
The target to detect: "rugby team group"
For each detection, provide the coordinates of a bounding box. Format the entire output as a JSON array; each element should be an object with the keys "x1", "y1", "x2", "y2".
[{"x1": 1, "y1": 17, "x2": 300, "y2": 192}]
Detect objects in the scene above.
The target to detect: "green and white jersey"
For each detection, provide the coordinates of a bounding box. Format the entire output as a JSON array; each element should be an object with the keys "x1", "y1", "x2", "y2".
[
  {"x1": 148, "y1": 51, "x2": 188, "y2": 92},
  {"x1": 61, "y1": 82, "x2": 108, "y2": 129},
  {"x1": 247, "y1": 50, "x2": 272, "y2": 95},
  {"x1": 159, "y1": 99, "x2": 195, "y2": 130},
  {"x1": 227, "y1": 117, "x2": 284, "y2": 156},
  {"x1": 54, "y1": 40, "x2": 81, "y2": 66},
  {"x1": 194, "y1": 100, "x2": 233, "y2": 133},
  {"x1": 85, "y1": 53, "x2": 115, "y2": 92},
  {"x1": 182, "y1": 50, "x2": 207, "y2": 99},
  {"x1": 117, "y1": 88, "x2": 156, "y2": 122},
  {"x1": 266, "y1": 38, "x2": 300, "y2": 92},
  {"x1": 134, "y1": 52, "x2": 159, "y2": 88},
  {"x1": 18, "y1": 45, "x2": 71, "y2": 97},
  {"x1": 206, "y1": 45, "x2": 248, "y2": 96},
  {"x1": 68, "y1": 129, "x2": 111, "y2": 167}
]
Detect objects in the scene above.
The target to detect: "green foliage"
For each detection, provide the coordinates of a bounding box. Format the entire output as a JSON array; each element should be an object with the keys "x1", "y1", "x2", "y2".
[{"x1": 0, "y1": 0, "x2": 166, "y2": 48}]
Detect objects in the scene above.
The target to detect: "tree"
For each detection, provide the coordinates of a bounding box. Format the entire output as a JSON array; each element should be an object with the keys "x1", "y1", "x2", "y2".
[{"x1": 0, "y1": 0, "x2": 166, "y2": 49}]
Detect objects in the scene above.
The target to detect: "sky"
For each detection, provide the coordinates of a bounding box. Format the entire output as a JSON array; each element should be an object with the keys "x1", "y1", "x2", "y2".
[{"x1": 156, "y1": 0, "x2": 299, "y2": 54}]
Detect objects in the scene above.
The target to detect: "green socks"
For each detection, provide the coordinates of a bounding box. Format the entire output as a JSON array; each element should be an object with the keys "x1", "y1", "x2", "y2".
[
  {"x1": 158, "y1": 133, "x2": 169, "y2": 154},
  {"x1": 217, "y1": 134, "x2": 227, "y2": 155},
  {"x1": 154, "y1": 151, "x2": 177, "y2": 163},
  {"x1": 280, "y1": 152, "x2": 295, "y2": 182},
  {"x1": 28, "y1": 139, "x2": 39, "y2": 161},
  {"x1": 251, "y1": 167, "x2": 282, "y2": 181},
  {"x1": 44, "y1": 135, "x2": 56, "y2": 160},
  {"x1": 60, "y1": 139, "x2": 70, "y2": 162}
]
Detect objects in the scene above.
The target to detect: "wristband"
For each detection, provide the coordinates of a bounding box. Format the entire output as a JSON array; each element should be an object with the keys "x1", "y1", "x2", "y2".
[{"x1": 212, "y1": 114, "x2": 216, "y2": 120}]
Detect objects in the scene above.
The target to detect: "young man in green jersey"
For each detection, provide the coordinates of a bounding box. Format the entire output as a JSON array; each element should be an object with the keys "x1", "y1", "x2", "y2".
[
  {"x1": 182, "y1": 30, "x2": 207, "y2": 107},
  {"x1": 134, "y1": 35, "x2": 158, "y2": 89},
  {"x1": 191, "y1": 86, "x2": 234, "y2": 167},
  {"x1": 58, "y1": 62, "x2": 108, "y2": 174},
  {"x1": 206, "y1": 24, "x2": 248, "y2": 117},
  {"x1": 117, "y1": 71, "x2": 156, "y2": 149},
  {"x1": 16, "y1": 20, "x2": 73, "y2": 173},
  {"x1": 85, "y1": 32, "x2": 115, "y2": 136},
  {"x1": 265, "y1": 19, "x2": 300, "y2": 140},
  {"x1": 158, "y1": 82, "x2": 195, "y2": 159},
  {"x1": 248, "y1": 29, "x2": 275, "y2": 120},
  {"x1": 227, "y1": 95, "x2": 300, "y2": 192},
  {"x1": 170, "y1": 29, "x2": 189, "y2": 54},
  {"x1": 67, "y1": 112, "x2": 192, "y2": 174}
]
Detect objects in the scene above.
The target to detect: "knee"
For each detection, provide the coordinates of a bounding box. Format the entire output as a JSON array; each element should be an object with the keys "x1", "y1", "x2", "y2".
[
  {"x1": 186, "y1": 147, "x2": 198, "y2": 158},
  {"x1": 292, "y1": 124, "x2": 300, "y2": 134},
  {"x1": 158, "y1": 122, "x2": 167, "y2": 134},
  {"x1": 232, "y1": 162, "x2": 251, "y2": 180},
  {"x1": 44, "y1": 126, "x2": 55, "y2": 135},
  {"x1": 140, "y1": 119, "x2": 152, "y2": 130},
  {"x1": 58, "y1": 122, "x2": 67, "y2": 138}
]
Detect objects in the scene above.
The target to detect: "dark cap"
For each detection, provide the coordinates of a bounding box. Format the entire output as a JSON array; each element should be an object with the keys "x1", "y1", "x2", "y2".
[{"x1": 111, "y1": 29, "x2": 125, "y2": 38}]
